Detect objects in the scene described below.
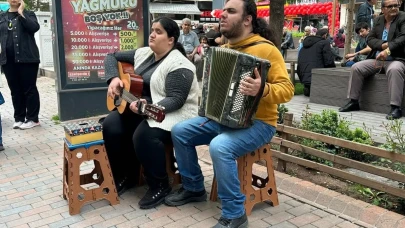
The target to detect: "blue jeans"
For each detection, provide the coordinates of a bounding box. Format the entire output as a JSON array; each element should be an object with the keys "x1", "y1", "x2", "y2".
[
  {"x1": 345, "y1": 60, "x2": 356, "y2": 67},
  {"x1": 0, "y1": 114, "x2": 2, "y2": 145},
  {"x1": 171, "y1": 116, "x2": 276, "y2": 219}
]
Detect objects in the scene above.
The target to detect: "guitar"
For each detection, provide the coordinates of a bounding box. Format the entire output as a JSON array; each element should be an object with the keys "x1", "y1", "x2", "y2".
[{"x1": 106, "y1": 61, "x2": 166, "y2": 123}]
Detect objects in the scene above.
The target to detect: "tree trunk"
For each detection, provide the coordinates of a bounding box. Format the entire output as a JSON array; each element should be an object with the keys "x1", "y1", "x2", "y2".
[
  {"x1": 269, "y1": 0, "x2": 284, "y2": 49},
  {"x1": 344, "y1": 0, "x2": 355, "y2": 60}
]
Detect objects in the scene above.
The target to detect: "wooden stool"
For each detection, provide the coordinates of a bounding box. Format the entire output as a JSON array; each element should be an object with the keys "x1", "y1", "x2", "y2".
[
  {"x1": 210, "y1": 144, "x2": 279, "y2": 215},
  {"x1": 63, "y1": 139, "x2": 119, "y2": 215},
  {"x1": 138, "y1": 141, "x2": 181, "y2": 186}
]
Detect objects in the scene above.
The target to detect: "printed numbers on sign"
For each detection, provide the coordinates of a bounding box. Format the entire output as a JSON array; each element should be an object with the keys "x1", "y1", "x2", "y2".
[
  {"x1": 72, "y1": 59, "x2": 90, "y2": 64},
  {"x1": 70, "y1": 31, "x2": 85, "y2": 36},
  {"x1": 127, "y1": 21, "x2": 139, "y2": 30},
  {"x1": 120, "y1": 38, "x2": 135, "y2": 44},
  {"x1": 71, "y1": 45, "x2": 89, "y2": 50},
  {"x1": 120, "y1": 44, "x2": 135, "y2": 50},
  {"x1": 119, "y1": 31, "x2": 136, "y2": 37},
  {"x1": 72, "y1": 52, "x2": 89, "y2": 57},
  {"x1": 71, "y1": 38, "x2": 88, "y2": 42}
]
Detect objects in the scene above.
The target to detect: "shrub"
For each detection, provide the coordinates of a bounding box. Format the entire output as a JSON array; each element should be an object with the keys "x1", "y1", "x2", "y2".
[
  {"x1": 297, "y1": 106, "x2": 375, "y2": 165},
  {"x1": 294, "y1": 83, "x2": 304, "y2": 95}
]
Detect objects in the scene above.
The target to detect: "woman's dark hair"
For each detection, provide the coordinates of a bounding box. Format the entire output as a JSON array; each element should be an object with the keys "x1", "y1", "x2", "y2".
[
  {"x1": 355, "y1": 22, "x2": 369, "y2": 34},
  {"x1": 152, "y1": 17, "x2": 186, "y2": 57},
  {"x1": 238, "y1": 0, "x2": 278, "y2": 46}
]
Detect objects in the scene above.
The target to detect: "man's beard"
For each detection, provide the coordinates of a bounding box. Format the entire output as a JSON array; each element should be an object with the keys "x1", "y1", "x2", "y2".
[{"x1": 221, "y1": 19, "x2": 244, "y2": 40}]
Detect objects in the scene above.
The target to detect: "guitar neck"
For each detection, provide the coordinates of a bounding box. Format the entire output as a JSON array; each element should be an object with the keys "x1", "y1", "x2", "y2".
[{"x1": 121, "y1": 90, "x2": 140, "y2": 103}]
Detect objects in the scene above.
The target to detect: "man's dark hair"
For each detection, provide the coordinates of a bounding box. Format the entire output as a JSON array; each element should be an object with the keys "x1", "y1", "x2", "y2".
[
  {"x1": 355, "y1": 22, "x2": 369, "y2": 34},
  {"x1": 316, "y1": 28, "x2": 329, "y2": 38},
  {"x1": 226, "y1": 0, "x2": 277, "y2": 46}
]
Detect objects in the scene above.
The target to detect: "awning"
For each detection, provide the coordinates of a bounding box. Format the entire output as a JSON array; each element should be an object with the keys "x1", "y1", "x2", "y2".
[{"x1": 149, "y1": 3, "x2": 201, "y2": 15}]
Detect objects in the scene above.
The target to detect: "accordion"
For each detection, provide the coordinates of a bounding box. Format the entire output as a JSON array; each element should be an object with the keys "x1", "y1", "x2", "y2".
[{"x1": 199, "y1": 47, "x2": 271, "y2": 128}]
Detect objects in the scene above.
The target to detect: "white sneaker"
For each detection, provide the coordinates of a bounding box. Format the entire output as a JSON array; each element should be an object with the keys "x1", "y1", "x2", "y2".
[
  {"x1": 19, "y1": 121, "x2": 40, "y2": 130},
  {"x1": 13, "y1": 121, "x2": 23, "y2": 129}
]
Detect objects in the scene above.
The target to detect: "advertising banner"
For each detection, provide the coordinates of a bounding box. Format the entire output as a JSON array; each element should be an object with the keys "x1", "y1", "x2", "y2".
[
  {"x1": 56, "y1": 0, "x2": 147, "y2": 86},
  {"x1": 52, "y1": 0, "x2": 149, "y2": 120}
]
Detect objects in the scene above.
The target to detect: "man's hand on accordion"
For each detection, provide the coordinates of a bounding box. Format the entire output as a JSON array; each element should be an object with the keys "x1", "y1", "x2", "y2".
[{"x1": 240, "y1": 68, "x2": 263, "y2": 96}]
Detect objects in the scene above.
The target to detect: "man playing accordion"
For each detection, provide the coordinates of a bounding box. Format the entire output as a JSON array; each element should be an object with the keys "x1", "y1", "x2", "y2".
[{"x1": 165, "y1": 0, "x2": 294, "y2": 227}]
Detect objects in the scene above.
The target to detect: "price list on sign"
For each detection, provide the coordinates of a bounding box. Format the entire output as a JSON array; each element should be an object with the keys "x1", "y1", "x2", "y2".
[
  {"x1": 119, "y1": 31, "x2": 138, "y2": 50},
  {"x1": 61, "y1": 0, "x2": 145, "y2": 84}
]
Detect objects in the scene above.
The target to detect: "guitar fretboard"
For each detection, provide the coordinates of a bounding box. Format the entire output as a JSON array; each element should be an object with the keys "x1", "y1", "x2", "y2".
[{"x1": 121, "y1": 90, "x2": 140, "y2": 104}]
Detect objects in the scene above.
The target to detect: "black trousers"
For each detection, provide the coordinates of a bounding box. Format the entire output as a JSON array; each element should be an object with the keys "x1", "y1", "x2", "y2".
[
  {"x1": 102, "y1": 109, "x2": 172, "y2": 187},
  {"x1": 2, "y1": 62, "x2": 40, "y2": 122}
]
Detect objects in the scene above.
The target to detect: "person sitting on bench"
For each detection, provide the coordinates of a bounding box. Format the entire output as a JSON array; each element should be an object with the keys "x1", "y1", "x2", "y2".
[
  {"x1": 343, "y1": 22, "x2": 372, "y2": 67},
  {"x1": 103, "y1": 17, "x2": 199, "y2": 209},
  {"x1": 339, "y1": 0, "x2": 405, "y2": 120}
]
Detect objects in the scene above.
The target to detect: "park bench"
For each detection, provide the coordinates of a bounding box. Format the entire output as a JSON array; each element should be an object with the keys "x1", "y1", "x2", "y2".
[{"x1": 309, "y1": 68, "x2": 405, "y2": 116}]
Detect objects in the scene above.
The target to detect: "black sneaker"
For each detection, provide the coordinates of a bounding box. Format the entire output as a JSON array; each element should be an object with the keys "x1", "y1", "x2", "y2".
[
  {"x1": 139, "y1": 185, "x2": 172, "y2": 209},
  {"x1": 165, "y1": 187, "x2": 207, "y2": 206},
  {"x1": 213, "y1": 213, "x2": 248, "y2": 228},
  {"x1": 0, "y1": 144, "x2": 4, "y2": 151}
]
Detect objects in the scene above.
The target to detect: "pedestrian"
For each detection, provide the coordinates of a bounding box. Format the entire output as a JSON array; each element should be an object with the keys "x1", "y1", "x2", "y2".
[{"x1": 0, "y1": 0, "x2": 41, "y2": 130}]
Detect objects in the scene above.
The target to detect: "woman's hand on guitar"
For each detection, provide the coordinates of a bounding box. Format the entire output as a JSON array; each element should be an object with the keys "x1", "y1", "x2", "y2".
[
  {"x1": 129, "y1": 99, "x2": 147, "y2": 114},
  {"x1": 108, "y1": 77, "x2": 123, "y2": 99}
]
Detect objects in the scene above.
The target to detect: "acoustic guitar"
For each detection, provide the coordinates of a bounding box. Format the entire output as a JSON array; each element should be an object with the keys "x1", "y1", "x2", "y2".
[{"x1": 106, "y1": 62, "x2": 165, "y2": 122}]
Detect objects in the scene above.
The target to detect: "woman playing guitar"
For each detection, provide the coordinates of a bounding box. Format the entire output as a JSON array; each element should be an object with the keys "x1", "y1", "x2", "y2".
[{"x1": 103, "y1": 17, "x2": 199, "y2": 209}]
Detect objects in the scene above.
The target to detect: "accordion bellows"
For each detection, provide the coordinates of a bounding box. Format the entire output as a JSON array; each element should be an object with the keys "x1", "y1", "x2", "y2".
[
  {"x1": 64, "y1": 120, "x2": 103, "y2": 145},
  {"x1": 199, "y1": 47, "x2": 271, "y2": 128}
]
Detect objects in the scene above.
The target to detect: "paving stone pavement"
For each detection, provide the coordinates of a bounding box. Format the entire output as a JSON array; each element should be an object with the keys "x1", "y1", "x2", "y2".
[{"x1": 0, "y1": 75, "x2": 404, "y2": 228}]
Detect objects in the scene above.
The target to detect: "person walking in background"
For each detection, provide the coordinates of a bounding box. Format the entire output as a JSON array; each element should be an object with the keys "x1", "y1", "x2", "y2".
[
  {"x1": 0, "y1": 0, "x2": 41, "y2": 130},
  {"x1": 280, "y1": 27, "x2": 294, "y2": 59}
]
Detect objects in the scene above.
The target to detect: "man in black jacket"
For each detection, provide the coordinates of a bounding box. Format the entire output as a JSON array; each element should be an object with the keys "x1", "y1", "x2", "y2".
[
  {"x1": 297, "y1": 28, "x2": 336, "y2": 96},
  {"x1": 339, "y1": 0, "x2": 405, "y2": 119}
]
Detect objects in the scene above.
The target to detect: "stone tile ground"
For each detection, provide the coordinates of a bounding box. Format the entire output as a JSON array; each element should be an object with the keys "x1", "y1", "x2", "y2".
[{"x1": 0, "y1": 76, "x2": 404, "y2": 227}]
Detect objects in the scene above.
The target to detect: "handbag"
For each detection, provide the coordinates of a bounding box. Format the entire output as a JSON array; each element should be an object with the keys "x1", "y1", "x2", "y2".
[{"x1": 0, "y1": 92, "x2": 4, "y2": 105}]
